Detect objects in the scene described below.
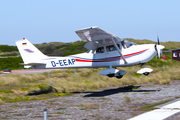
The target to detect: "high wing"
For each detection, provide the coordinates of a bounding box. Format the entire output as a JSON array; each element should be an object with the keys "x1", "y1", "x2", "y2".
[
  {"x1": 75, "y1": 26, "x2": 127, "y2": 64},
  {"x1": 75, "y1": 26, "x2": 118, "y2": 42}
]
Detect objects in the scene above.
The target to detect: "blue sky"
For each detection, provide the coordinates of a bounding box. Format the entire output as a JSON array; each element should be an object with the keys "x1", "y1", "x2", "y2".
[{"x1": 0, "y1": 0, "x2": 180, "y2": 45}]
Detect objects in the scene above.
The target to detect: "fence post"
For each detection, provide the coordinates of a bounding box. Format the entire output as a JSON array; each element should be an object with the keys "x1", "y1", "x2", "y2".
[
  {"x1": 22, "y1": 69, "x2": 24, "y2": 74},
  {"x1": 48, "y1": 70, "x2": 50, "y2": 78},
  {"x1": 44, "y1": 108, "x2": 47, "y2": 120},
  {"x1": 163, "y1": 65, "x2": 165, "y2": 72},
  {"x1": 74, "y1": 68, "x2": 76, "y2": 76}
]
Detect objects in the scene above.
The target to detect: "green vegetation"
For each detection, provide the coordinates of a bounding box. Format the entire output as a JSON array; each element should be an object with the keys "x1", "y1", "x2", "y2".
[
  {"x1": 123, "y1": 96, "x2": 131, "y2": 103},
  {"x1": 54, "y1": 93, "x2": 73, "y2": 97},
  {"x1": 57, "y1": 107, "x2": 66, "y2": 110},
  {"x1": 139, "y1": 99, "x2": 174, "y2": 111},
  {"x1": 125, "y1": 38, "x2": 156, "y2": 44},
  {"x1": 0, "y1": 57, "x2": 23, "y2": 70},
  {"x1": 1, "y1": 96, "x2": 41, "y2": 103},
  {"x1": 35, "y1": 41, "x2": 87, "y2": 56},
  {"x1": 146, "y1": 53, "x2": 174, "y2": 67},
  {"x1": 21, "y1": 88, "x2": 31, "y2": 91},
  {"x1": 0, "y1": 45, "x2": 18, "y2": 52},
  {"x1": 38, "y1": 84, "x2": 49, "y2": 91},
  {"x1": 0, "y1": 90, "x2": 14, "y2": 93},
  {"x1": 77, "y1": 102, "x2": 100, "y2": 110},
  {"x1": 126, "y1": 38, "x2": 180, "y2": 50},
  {"x1": 0, "y1": 45, "x2": 19, "y2": 57}
]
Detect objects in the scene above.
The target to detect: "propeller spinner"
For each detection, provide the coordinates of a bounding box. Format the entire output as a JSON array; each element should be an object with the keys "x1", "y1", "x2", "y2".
[{"x1": 155, "y1": 36, "x2": 165, "y2": 58}]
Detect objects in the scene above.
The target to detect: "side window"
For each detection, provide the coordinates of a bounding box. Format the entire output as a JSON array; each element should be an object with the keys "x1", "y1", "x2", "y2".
[
  {"x1": 173, "y1": 52, "x2": 177, "y2": 57},
  {"x1": 96, "y1": 47, "x2": 104, "y2": 53},
  {"x1": 106, "y1": 44, "x2": 120, "y2": 52}
]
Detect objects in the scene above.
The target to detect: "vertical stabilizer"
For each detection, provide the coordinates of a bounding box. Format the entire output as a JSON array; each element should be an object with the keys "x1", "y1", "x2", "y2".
[{"x1": 15, "y1": 38, "x2": 47, "y2": 66}]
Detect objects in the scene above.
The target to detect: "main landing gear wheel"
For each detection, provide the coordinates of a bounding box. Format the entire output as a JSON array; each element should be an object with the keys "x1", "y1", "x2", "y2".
[{"x1": 116, "y1": 75, "x2": 123, "y2": 79}]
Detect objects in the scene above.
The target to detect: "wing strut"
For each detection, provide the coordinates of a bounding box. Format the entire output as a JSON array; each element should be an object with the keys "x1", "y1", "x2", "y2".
[{"x1": 111, "y1": 37, "x2": 128, "y2": 64}]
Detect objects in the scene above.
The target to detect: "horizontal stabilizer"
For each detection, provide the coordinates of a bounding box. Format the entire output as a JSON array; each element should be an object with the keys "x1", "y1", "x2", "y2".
[{"x1": 19, "y1": 63, "x2": 46, "y2": 66}]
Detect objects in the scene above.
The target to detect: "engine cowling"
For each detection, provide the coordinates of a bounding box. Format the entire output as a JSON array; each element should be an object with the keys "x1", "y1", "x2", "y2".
[{"x1": 99, "y1": 69, "x2": 127, "y2": 79}]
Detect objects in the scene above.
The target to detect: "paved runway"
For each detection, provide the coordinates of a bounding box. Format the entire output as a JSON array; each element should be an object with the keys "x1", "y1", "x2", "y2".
[
  {"x1": 129, "y1": 98, "x2": 180, "y2": 120},
  {"x1": 1, "y1": 69, "x2": 60, "y2": 75},
  {"x1": 12, "y1": 69, "x2": 53, "y2": 74}
]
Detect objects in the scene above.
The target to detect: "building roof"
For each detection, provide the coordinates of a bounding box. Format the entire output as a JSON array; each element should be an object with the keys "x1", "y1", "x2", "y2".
[{"x1": 169, "y1": 48, "x2": 180, "y2": 51}]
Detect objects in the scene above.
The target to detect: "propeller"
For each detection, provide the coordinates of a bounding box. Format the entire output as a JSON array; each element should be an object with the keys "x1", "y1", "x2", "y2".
[
  {"x1": 157, "y1": 35, "x2": 160, "y2": 45},
  {"x1": 155, "y1": 36, "x2": 165, "y2": 58}
]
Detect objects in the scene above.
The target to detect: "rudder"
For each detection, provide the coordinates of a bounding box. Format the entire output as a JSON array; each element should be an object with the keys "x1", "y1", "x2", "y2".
[{"x1": 15, "y1": 38, "x2": 47, "y2": 67}]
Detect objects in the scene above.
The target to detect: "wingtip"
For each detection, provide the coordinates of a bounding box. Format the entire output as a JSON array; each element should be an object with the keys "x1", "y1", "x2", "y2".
[{"x1": 75, "y1": 26, "x2": 99, "y2": 32}]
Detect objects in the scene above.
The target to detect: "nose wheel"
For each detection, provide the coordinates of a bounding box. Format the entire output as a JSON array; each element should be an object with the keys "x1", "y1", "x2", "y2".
[
  {"x1": 137, "y1": 68, "x2": 153, "y2": 75},
  {"x1": 143, "y1": 72, "x2": 149, "y2": 76}
]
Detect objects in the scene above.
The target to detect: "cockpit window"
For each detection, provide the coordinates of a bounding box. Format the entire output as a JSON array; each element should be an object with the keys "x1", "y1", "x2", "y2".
[
  {"x1": 96, "y1": 47, "x2": 104, "y2": 53},
  {"x1": 106, "y1": 44, "x2": 120, "y2": 52},
  {"x1": 121, "y1": 40, "x2": 136, "y2": 48}
]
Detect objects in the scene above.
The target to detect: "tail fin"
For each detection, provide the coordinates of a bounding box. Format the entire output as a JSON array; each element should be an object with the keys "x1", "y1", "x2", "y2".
[{"x1": 15, "y1": 38, "x2": 47, "y2": 68}]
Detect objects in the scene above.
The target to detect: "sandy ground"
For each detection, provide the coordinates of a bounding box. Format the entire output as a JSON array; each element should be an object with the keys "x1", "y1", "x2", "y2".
[{"x1": 0, "y1": 80, "x2": 180, "y2": 120}]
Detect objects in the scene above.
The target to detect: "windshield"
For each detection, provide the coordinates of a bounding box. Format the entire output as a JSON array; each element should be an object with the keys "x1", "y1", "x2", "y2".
[{"x1": 121, "y1": 40, "x2": 136, "y2": 48}]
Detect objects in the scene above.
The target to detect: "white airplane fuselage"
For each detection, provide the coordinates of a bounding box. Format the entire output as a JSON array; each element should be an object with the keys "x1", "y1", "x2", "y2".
[
  {"x1": 34, "y1": 44, "x2": 157, "y2": 69},
  {"x1": 15, "y1": 26, "x2": 165, "y2": 78}
]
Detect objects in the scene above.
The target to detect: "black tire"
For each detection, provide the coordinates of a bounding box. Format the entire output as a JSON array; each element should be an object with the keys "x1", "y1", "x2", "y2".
[
  {"x1": 116, "y1": 75, "x2": 123, "y2": 79},
  {"x1": 143, "y1": 72, "x2": 149, "y2": 76},
  {"x1": 107, "y1": 74, "x2": 114, "y2": 77}
]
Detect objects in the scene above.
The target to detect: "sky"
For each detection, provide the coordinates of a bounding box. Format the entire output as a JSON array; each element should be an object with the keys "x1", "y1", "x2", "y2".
[{"x1": 0, "y1": 0, "x2": 180, "y2": 45}]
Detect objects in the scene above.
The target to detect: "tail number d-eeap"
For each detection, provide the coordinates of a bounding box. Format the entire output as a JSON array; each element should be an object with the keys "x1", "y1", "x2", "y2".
[{"x1": 51, "y1": 59, "x2": 76, "y2": 67}]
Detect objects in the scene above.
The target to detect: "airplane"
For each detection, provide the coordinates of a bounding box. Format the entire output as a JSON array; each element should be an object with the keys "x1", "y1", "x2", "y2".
[{"x1": 15, "y1": 27, "x2": 165, "y2": 79}]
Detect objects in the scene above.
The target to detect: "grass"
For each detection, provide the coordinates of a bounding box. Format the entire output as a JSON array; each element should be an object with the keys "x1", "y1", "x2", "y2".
[
  {"x1": 54, "y1": 93, "x2": 73, "y2": 97},
  {"x1": 57, "y1": 107, "x2": 66, "y2": 110},
  {"x1": 126, "y1": 38, "x2": 180, "y2": 50},
  {"x1": 78, "y1": 102, "x2": 100, "y2": 110},
  {"x1": 0, "y1": 90, "x2": 14, "y2": 93},
  {"x1": 124, "y1": 96, "x2": 131, "y2": 103},
  {"x1": 1, "y1": 96, "x2": 42, "y2": 103},
  {"x1": 0, "y1": 54, "x2": 180, "y2": 103}
]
